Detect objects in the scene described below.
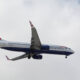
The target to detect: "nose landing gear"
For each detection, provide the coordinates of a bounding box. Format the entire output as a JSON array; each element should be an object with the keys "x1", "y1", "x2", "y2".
[{"x1": 65, "y1": 55, "x2": 68, "y2": 59}]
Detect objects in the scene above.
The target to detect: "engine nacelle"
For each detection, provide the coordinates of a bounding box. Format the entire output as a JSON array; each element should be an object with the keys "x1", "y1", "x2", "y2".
[{"x1": 32, "y1": 55, "x2": 42, "y2": 59}]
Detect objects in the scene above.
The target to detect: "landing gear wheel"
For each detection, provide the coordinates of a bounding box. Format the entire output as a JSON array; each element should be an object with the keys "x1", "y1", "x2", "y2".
[{"x1": 65, "y1": 55, "x2": 68, "y2": 59}]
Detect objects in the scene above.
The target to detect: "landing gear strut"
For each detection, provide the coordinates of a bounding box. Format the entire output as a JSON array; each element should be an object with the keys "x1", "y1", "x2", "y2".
[{"x1": 28, "y1": 53, "x2": 33, "y2": 59}]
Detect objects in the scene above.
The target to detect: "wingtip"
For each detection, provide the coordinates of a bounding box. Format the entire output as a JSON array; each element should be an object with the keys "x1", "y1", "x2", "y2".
[
  {"x1": 29, "y1": 20, "x2": 34, "y2": 28},
  {"x1": 6, "y1": 56, "x2": 10, "y2": 60}
]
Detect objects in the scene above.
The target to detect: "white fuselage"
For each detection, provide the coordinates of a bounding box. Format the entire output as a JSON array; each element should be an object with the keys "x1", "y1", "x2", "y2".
[{"x1": 0, "y1": 40, "x2": 74, "y2": 56}]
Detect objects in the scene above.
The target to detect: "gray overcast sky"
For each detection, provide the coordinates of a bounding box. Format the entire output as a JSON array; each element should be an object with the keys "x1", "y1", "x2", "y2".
[{"x1": 0, "y1": 0, "x2": 80, "y2": 80}]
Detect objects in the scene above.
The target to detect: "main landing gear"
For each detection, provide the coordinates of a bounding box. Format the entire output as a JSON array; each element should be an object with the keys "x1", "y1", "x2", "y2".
[
  {"x1": 27, "y1": 53, "x2": 33, "y2": 59},
  {"x1": 28, "y1": 54, "x2": 31, "y2": 59}
]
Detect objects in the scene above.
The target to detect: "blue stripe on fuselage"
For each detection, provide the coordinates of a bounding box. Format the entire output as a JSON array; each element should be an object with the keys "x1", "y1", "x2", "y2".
[{"x1": 1, "y1": 45, "x2": 49, "y2": 52}]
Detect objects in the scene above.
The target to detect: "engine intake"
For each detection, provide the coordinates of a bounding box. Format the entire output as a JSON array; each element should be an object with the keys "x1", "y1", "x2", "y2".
[{"x1": 32, "y1": 55, "x2": 42, "y2": 59}]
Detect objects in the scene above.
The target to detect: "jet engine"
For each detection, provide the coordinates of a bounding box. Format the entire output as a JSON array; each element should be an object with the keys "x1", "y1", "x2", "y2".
[{"x1": 32, "y1": 55, "x2": 42, "y2": 59}]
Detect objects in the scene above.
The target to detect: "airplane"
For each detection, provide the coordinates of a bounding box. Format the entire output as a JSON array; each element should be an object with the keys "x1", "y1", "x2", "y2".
[{"x1": 0, "y1": 21, "x2": 74, "y2": 61}]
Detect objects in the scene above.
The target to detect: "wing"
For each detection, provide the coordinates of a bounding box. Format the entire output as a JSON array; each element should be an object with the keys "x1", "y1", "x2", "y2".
[
  {"x1": 6, "y1": 54, "x2": 28, "y2": 61},
  {"x1": 29, "y1": 21, "x2": 41, "y2": 50}
]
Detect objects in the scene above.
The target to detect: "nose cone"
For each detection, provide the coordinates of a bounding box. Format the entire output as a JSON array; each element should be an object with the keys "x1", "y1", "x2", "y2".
[{"x1": 70, "y1": 49, "x2": 74, "y2": 54}]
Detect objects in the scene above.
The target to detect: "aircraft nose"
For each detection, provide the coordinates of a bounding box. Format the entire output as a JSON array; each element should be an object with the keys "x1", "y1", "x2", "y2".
[{"x1": 71, "y1": 50, "x2": 74, "y2": 54}]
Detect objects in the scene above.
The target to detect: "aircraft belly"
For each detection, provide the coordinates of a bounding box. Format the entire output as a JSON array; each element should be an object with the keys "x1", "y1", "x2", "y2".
[{"x1": 32, "y1": 49, "x2": 71, "y2": 56}]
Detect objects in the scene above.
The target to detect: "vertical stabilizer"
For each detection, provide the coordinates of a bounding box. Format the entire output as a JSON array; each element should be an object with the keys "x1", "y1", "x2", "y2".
[{"x1": 0, "y1": 37, "x2": 2, "y2": 40}]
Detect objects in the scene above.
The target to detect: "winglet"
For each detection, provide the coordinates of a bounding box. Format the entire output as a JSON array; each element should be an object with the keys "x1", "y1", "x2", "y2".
[
  {"x1": 6, "y1": 56, "x2": 10, "y2": 60},
  {"x1": 29, "y1": 21, "x2": 34, "y2": 28}
]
